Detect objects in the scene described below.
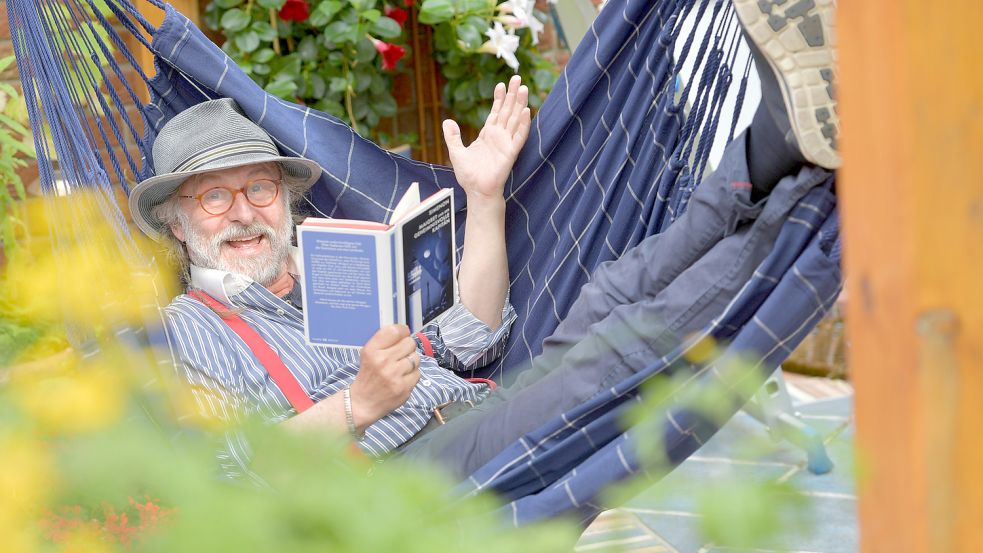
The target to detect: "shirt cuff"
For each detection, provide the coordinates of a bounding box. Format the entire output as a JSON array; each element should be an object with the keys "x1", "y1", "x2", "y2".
[{"x1": 433, "y1": 299, "x2": 517, "y2": 369}]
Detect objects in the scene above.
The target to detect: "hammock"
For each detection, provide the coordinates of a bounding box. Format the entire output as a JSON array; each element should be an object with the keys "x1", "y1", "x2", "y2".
[{"x1": 7, "y1": 0, "x2": 841, "y2": 526}]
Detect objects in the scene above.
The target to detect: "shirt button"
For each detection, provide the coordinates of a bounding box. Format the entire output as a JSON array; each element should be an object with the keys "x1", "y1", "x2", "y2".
[
  {"x1": 276, "y1": 308, "x2": 286, "y2": 316},
  {"x1": 421, "y1": 379, "x2": 432, "y2": 387}
]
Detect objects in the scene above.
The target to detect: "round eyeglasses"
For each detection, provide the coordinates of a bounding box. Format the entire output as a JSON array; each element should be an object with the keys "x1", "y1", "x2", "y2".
[{"x1": 178, "y1": 178, "x2": 281, "y2": 216}]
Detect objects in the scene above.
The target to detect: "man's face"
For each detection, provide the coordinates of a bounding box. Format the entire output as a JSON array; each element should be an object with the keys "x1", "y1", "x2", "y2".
[{"x1": 170, "y1": 162, "x2": 293, "y2": 285}]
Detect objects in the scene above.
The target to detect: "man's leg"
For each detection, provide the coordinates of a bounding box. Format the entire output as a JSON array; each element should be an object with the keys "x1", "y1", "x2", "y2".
[
  {"x1": 491, "y1": 0, "x2": 836, "y2": 396},
  {"x1": 401, "y1": 139, "x2": 832, "y2": 477},
  {"x1": 400, "y1": 0, "x2": 839, "y2": 477}
]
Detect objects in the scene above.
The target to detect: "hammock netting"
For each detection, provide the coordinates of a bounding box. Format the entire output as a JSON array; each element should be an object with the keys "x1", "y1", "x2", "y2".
[{"x1": 7, "y1": 0, "x2": 841, "y2": 526}]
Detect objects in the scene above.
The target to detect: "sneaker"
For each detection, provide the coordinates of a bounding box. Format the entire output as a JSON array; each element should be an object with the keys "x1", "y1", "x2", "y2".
[{"x1": 733, "y1": 0, "x2": 840, "y2": 169}]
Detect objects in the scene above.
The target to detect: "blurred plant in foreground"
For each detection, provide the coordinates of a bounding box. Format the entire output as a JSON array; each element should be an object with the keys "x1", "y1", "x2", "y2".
[
  {"x1": 609, "y1": 334, "x2": 823, "y2": 552},
  {"x1": 0, "y1": 190, "x2": 580, "y2": 551}
]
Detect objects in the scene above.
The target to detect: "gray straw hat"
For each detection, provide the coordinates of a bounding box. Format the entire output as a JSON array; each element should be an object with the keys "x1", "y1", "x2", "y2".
[{"x1": 129, "y1": 98, "x2": 322, "y2": 240}]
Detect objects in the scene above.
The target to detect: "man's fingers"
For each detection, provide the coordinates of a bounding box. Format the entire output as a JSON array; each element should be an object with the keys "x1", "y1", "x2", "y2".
[
  {"x1": 506, "y1": 85, "x2": 529, "y2": 134},
  {"x1": 497, "y1": 75, "x2": 521, "y2": 129},
  {"x1": 401, "y1": 352, "x2": 421, "y2": 375},
  {"x1": 512, "y1": 108, "x2": 531, "y2": 151},
  {"x1": 364, "y1": 324, "x2": 410, "y2": 350},
  {"x1": 382, "y1": 335, "x2": 417, "y2": 363},
  {"x1": 484, "y1": 82, "x2": 506, "y2": 126},
  {"x1": 442, "y1": 119, "x2": 465, "y2": 157}
]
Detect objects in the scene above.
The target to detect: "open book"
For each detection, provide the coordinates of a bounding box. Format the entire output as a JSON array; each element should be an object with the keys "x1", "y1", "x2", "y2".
[{"x1": 297, "y1": 183, "x2": 457, "y2": 348}]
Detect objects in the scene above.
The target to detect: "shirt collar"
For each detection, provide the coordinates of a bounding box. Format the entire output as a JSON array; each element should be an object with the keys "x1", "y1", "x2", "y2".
[{"x1": 189, "y1": 247, "x2": 302, "y2": 305}]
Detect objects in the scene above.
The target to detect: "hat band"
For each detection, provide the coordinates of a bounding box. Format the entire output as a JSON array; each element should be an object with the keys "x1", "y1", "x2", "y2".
[{"x1": 170, "y1": 139, "x2": 280, "y2": 174}]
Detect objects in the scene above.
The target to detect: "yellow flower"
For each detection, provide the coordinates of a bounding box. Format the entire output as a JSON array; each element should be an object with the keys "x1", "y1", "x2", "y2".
[
  {"x1": 0, "y1": 433, "x2": 56, "y2": 519},
  {"x1": 11, "y1": 364, "x2": 126, "y2": 435},
  {"x1": 168, "y1": 383, "x2": 234, "y2": 432},
  {"x1": 683, "y1": 333, "x2": 719, "y2": 364},
  {"x1": 59, "y1": 527, "x2": 115, "y2": 553},
  {"x1": 8, "y1": 192, "x2": 177, "y2": 329},
  {"x1": 0, "y1": 516, "x2": 40, "y2": 553}
]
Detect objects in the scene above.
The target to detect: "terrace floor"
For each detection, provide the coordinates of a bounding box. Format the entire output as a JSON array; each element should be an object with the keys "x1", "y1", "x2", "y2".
[{"x1": 578, "y1": 373, "x2": 856, "y2": 553}]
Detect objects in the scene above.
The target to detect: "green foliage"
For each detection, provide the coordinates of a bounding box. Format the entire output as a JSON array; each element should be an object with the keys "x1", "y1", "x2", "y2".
[
  {"x1": 419, "y1": 0, "x2": 556, "y2": 129},
  {"x1": 205, "y1": 0, "x2": 557, "y2": 142},
  {"x1": 0, "y1": 341, "x2": 581, "y2": 551},
  {"x1": 206, "y1": 0, "x2": 409, "y2": 137},
  {"x1": 0, "y1": 56, "x2": 34, "y2": 259},
  {"x1": 0, "y1": 318, "x2": 40, "y2": 367},
  {"x1": 607, "y1": 345, "x2": 822, "y2": 551}
]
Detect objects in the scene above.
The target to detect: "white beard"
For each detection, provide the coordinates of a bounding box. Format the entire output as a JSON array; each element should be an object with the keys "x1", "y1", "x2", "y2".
[{"x1": 180, "y1": 210, "x2": 293, "y2": 286}]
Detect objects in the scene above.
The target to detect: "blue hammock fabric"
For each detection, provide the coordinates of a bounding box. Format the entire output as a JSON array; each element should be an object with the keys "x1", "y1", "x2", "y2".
[
  {"x1": 462, "y1": 186, "x2": 841, "y2": 524},
  {"x1": 7, "y1": 0, "x2": 841, "y2": 526}
]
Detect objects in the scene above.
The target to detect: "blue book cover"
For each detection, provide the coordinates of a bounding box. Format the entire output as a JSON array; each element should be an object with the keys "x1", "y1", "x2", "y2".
[{"x1": 297, "y1": 185, "x2": 456, "y2": 348}]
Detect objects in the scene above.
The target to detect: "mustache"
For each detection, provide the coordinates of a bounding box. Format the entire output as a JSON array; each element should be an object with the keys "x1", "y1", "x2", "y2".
[{"x1": 213, "y1": 223, "x2": 276, "y2": 247}]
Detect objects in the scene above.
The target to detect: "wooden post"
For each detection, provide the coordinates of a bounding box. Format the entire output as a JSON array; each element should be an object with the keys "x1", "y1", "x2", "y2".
[
  {"x1": 133, "y1": 0, "x2": 199, "y2": 102},
  {"x1": 838, "y1": 2, "x2": 983, "y2": 552}
]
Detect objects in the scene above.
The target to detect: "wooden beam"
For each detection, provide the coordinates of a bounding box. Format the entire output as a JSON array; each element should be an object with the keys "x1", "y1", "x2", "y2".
[
  {"x1": 133, "y1": 0, "x2": 199, "y2": 102},
  {"x1": 838, "y1": 2, "x2": 983, "y2": 552}
]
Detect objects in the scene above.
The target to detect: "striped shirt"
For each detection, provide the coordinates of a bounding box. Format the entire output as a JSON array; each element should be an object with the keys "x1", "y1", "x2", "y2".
[{"x1": 162, "y1": 251, "x2": 515, "y2": 476}]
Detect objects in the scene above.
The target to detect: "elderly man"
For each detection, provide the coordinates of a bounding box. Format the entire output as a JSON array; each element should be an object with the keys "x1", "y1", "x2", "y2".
[
  {"x1": 129, "y1": 76, "x2": 531, "y2": 468},
  {"x1": 130, "y1": 0, "x2": 839, "y2": 482}
]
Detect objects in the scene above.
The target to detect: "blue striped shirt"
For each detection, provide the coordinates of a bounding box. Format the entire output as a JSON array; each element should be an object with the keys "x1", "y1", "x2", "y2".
[{"x1": 161, "y1": 252, "x2": 515, "y2": 476}]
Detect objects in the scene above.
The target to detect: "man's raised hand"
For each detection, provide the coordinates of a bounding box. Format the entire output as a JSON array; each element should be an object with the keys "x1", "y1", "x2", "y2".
[
  {"x1": 348, "y1": 324, "x2": 420, "y2": 432},
  {"x1": 442, "y1": 75, "x2": 532, "y2": 201}
]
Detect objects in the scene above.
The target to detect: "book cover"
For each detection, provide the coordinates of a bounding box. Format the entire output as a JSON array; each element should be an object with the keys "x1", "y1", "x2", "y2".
[{"x1": 297, "y1": 185, "x2": 456, "y2": 348}]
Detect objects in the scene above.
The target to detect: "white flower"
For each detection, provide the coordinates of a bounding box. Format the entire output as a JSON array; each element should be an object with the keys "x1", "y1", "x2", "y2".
[
  {"x1": 480, "y1": 22, "x2": 520, "y2": 71},
  {"x1": 498, "y1": 0, "x2": 544, "y2": 44}
]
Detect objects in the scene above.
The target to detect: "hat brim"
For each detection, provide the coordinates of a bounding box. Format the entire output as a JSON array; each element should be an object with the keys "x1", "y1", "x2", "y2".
[{"x1": 129, "y1": 155, "x2": 323, "y2": 241}]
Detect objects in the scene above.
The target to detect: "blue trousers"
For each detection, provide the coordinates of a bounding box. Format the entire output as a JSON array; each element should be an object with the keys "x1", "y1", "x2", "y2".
[{"x1": 400, "y1": 130, "x2": 832, "y2": 477}]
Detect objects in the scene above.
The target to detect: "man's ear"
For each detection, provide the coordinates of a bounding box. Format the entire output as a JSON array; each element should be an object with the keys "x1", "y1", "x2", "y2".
[{"x1": 171, "y1": 222, "x2": 185, "y2": 243}]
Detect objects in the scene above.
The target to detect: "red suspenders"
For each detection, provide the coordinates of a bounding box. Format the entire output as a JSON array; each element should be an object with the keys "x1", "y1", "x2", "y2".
[{"x1": 189, "y1": 290, "x2": 315, "y2": 413}]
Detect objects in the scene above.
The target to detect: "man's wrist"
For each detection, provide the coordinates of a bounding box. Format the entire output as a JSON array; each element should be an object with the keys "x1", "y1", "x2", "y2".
[
  {"x1": 342, "y1": 387, "x2": 364, "y2": 440},
  {"x1": 464, "y1": 195, "x2": 506, "y2": 218},
  {"x1": 346, "y1": 383, "x2": 382, "y2": 435}
]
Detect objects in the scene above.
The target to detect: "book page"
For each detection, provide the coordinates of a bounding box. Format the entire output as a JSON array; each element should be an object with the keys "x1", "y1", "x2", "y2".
[{"x1": 389, "y1": 182, "x2": 420, "y2": 225}]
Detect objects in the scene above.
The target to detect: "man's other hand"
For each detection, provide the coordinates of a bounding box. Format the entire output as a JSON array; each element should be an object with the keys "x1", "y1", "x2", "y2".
[
  {"x1": 349, "y1": 324, "x2": 420, "y2": 431},
  {"x1": 442, "y1": 75, "x2": 531, "y2": 202}
]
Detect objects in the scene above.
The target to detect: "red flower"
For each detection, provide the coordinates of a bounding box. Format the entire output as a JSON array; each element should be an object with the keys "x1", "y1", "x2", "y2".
[
  {"x1": 371, "y1": 38, "x2": 406, "y2": 71},
  {"x1": 384, "y1": 5, "x2": 409, "y2": 27},
  {"x1": 403, "y1": 0, "x2": 414, "y2": 6},
  {"x1": 279, "y1": 0, "x2": 310, "y2": 22}
]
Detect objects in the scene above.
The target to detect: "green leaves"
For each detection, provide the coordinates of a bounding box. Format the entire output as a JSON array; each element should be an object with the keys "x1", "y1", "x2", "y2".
[
  {"x1": 253, "y1": 48, "x2": 277, "y2": 64},
  {"x1": 297, "y1": 36, "x2": 320, "y2": 61},
  {"x1": 265, "y1": 78, "x2": 298, "y2": 98},
  {"x1": 252, "y1": 21, "x2": 278, "y2": 42},
  {"x1": 204, "y1": 0, "x2": 556, "y2": 146},
  {"x1": 370, "y1": 16, "x2": 402, "y2": 39},
  {"x1": 234, "y1": 31, "x2": 260, "y2": 52},
  {"x1": 418, "y1": 0, "x2": 454, "y2": 24},
  {"x1": 455, "y1": 22, "x2": 483, "y2": 50},
  {"x1": 309, "y1": 0, "x2": 343, "y2": 26},
  {"x1": 220, "y1": 8, "x2": 251, "y2": 32},
  {"x1": 322, "y1": 21, "x2": 358, "y2": 45}
]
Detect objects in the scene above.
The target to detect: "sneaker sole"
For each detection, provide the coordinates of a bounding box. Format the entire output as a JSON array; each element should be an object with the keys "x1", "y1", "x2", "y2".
[{"x1": 733, "y1": 0, "x2": 841, "y2": 169}]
